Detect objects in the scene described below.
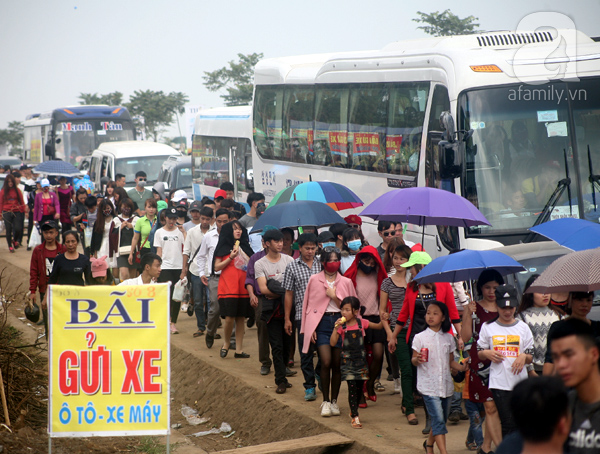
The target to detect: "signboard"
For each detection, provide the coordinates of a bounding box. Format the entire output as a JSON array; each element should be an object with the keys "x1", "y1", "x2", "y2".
[{"x1": 48, "y1": 284, "x2": 170, "y2": 437}]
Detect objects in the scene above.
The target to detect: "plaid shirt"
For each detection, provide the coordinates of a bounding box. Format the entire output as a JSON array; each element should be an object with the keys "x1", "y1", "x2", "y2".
[{"x1": 283, "y1": 256, "x2": 321, "y2": 321}]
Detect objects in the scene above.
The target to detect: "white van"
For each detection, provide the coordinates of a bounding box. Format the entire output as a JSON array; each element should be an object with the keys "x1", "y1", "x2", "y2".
[{"x1": 89, "y1": 141, "x2": 180, "y2": 191}]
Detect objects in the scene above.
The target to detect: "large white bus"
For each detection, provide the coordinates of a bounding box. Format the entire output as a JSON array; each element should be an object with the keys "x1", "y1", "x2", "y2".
[
  {"x1": 252, "y1": 29, "x2": 600, "y2": 253},
  {"x1": 23, "y1": 105, "x2": 135, "y2": 166},
  {"x1": 191, "y1": 106, "x2": 254, "y2": 204}
]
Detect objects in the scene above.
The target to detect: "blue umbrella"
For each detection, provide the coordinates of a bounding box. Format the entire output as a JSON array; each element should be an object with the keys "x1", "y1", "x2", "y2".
[
  {"x1": 33, "y1": 160, "x2": 81, "y2": 177},
  {"x1": 529, "y1": 218, "x2": 600, "y2": 251},
  {"x1": 251, "y1": 200, "x2": 345, "y2": 233},
  {"x1": 414, "y1": 249, "x2": 526, "y2": 284}
]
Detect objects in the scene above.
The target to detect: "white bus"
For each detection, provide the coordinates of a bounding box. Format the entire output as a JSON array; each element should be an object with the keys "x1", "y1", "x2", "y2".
[
  {"x1": 252, "y1": 29, "x2": 600, "y2": 253},
  {"x1": 191, "y1": 106, "x2": 254, "y2": 204}
]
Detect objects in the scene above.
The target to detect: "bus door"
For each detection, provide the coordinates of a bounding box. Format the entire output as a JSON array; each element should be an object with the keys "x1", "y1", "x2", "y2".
[{"x1": 425, "y1": 84, "x2": 460, "y2": 253}]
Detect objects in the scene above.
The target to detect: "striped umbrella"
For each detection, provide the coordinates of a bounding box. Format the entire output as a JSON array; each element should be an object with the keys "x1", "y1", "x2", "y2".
[
  {"x1": 268, "y1": 181, "x2": 363, "y2": 211},
  {"x1": 527, "y1": 247, "x2": 600, "y2": 293}
]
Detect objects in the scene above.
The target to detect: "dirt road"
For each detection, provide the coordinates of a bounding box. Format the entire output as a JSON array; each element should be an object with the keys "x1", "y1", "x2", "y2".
[{"x1": 2, "y1": 238, "x2": 476, "y2": 453}]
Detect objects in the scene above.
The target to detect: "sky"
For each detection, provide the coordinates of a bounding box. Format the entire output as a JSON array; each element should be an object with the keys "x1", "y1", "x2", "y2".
[{"x1": 1, "y1": 0, "x2": 599, "y2": 137}]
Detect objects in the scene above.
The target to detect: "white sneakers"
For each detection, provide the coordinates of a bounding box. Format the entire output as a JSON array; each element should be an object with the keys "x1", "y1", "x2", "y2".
[
  {"x1": 320, "y1": 401, "x2": 332, "y2": 417},
  {"x1": 330, "y1": 399, "x2": 341, "y2": 416},
  {"x1": 320, "y1": 400, "x2": 341, "y2": 417},
  {"x1": 393, "y1": 378, "x2": 402, "y2": 395}
]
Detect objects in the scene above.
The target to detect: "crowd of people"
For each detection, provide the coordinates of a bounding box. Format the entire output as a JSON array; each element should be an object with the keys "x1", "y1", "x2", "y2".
[{"x1": 4, "y1": 166, "x2": 599, "y2": 453}]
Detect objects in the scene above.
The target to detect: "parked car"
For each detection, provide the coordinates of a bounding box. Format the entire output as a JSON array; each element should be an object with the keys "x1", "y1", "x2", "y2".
[
  {"x1": 0, "y1": 157, "x2": 22, "y2": 170},
  {"x1": 157, "y1": 155, "x2": 192, "y2": 199},
  {"x1": 491, "y1": 241, "x2": 600, "y2": 320}
]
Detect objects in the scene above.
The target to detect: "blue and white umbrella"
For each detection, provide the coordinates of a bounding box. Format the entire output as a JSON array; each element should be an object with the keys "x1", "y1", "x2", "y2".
[{"x1": 33, "y1": 160, "x2": 82, "y2": 177}]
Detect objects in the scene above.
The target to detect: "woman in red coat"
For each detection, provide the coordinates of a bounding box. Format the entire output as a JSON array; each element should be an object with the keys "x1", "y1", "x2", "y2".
[{"x1": 0, "y1": 173, "x2": 27, "y2": 252}]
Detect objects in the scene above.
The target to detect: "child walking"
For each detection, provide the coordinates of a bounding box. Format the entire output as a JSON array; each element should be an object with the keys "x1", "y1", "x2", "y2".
[
  {"x1": 412, "y1": 301, "x2": 467, "y2": 454},
  {"x1": 330, "y1": 296, "x2": 385, "y2": 429}
]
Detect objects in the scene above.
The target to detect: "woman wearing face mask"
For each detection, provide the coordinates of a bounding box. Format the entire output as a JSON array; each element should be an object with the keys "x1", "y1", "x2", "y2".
[
  {"x1": 90, "y1": 199, "x2": 118, "y2": 272},
  {"x1": 301, "y1": 247, "x2": 357, "y2": 417},
  {"x1": 344, "y1": 245, "x2": 388, "y2": 404},
  {"x1": 340, "y1": 228, "x2": 363, "y2": 274},
  {"x1": 34, "y1": 178, "x2": 60, "y2": 226},
  {"x1": 115, "y1": 198, "x2": 139, "y2": 281}
]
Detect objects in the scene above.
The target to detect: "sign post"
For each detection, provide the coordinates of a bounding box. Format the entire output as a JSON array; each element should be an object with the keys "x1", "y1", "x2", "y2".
[{"x1": 48, "y1": 284, "x2": 170, "y2": 448}]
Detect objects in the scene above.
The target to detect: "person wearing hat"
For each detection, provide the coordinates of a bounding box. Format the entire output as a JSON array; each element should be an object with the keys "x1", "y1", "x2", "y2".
[
  {"x1": 343, "y1": 214, "x2": 369, "y2": 246},
  {"x1": 183, "y1": 200, "x2": 202, "y2": 231},
  {"x1": 213, "y1": 189, "x2": 227, "y2": 211},
  {"x1": 0, "y1": 172, "x2": 28, "y2": 252},
  {"x1": 29, "y1": 220, "x2": 66, "y2": 328},
  {"x1": 127, "y1": 171, "x2": 153, "y2": 217},
  {"x1": 477, "y1": 284, "x2": 534, "y2": 438},
  {"x1": 171, "y1": 189, "x2": 188, "y2": 205},
  {"x1": 388, "y1": 251, "x2": 462, "y2": 434},
  {"x1": 317, "y1": 231, "x2": 336, "y2": 257},
  {"x1": 34, "y1": 178, "x2": 60, "y2": 226},
  {"x1": 154, "y1": 206, "x2": 187, "y2": 334},
  {"x1": 88, "y1": 255, "x2": 114, "y2": 285}
]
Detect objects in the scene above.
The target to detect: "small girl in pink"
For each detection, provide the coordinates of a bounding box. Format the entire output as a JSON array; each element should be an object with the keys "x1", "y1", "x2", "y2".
[{"x1": 330, "y1": 297, "x2": 385, "y2": 429}]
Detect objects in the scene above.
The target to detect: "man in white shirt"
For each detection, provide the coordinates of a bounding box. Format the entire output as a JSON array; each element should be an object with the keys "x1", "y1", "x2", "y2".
[
  {"x1": 119, "y1": 253, "x2": 162, "y2": 285},
  {"x1": 197, "y1": 208, "x2": 232, "y2": 348},
  {"x1": 182, "y1": 206, "x2": 215, "y2": 337}
]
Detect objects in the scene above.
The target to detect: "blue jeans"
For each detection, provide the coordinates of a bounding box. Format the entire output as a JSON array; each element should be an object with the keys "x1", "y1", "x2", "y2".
[
  {"x1": 451, "y1": 390, "x2": 463, "y2": 413},
  {"x1": 190, "y1": 274, "x2": 207, "y2": 332},
  {"x1": 296, "y1": 320, "x2": 316, "y2": 389},
  {"x1": 422, "y1": 395, "x2": 451, "y2": 436},
  {"x1": 465, "y1": 400, "x2": 485, "y2": 447},
  {"x1": 315, "y1": 313, "x2": 342, "y2": 348}
]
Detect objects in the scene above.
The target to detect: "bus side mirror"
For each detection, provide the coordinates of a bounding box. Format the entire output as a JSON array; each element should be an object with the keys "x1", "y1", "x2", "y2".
[
  {"x1": 45, "y1": 143, "x2": 55, "y2": 159},
  {"x1": 438, "y1": 141, "x2": 462, "y2": 179}
]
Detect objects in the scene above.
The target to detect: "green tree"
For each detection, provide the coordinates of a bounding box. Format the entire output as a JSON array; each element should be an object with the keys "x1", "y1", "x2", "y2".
[
  {"x1": 125, "y1": 90, "x2": 189, "y2": 142},
  {"x1": 0, "y1": 121, "x2": 24, "y2": 155},
  {"x1": 413, "y1": 10, "x2": 479, "y2": 37},
  {"x1": 78, "y1": 91, "x2": 124, "y2": 105},
  {"x1": 203, "y1": 52, "x2": 263, "y2": 106}
]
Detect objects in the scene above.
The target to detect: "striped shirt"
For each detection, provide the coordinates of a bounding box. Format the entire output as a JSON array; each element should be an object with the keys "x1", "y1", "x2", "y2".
[{"x1": 283, "y1": 257, "x2": 322, "y2": 321}]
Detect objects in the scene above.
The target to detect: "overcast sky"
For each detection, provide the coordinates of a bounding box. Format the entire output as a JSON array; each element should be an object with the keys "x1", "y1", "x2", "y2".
[{"x1": 1, "y1": 0, "x2": 599, "y2": 136}]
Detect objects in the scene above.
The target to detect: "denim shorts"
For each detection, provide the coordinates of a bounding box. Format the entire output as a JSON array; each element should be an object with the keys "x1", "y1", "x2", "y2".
[
  {"x1": 422, "y1": 394, "x2": 451, "y2": 436},
  {"x1": 315, "y1": 313, "x2": 342, "y2": 348}
]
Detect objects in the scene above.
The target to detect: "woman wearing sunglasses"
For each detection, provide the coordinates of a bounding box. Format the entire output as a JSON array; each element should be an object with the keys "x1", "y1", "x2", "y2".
[{"x1": 301, "y1": 246, "x2": 357, "y2": 418}]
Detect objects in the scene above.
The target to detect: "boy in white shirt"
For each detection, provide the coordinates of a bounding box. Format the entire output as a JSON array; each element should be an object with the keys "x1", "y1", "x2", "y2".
[{"x1": 477, "y1": 284, "x2": 533, "y2": 438}]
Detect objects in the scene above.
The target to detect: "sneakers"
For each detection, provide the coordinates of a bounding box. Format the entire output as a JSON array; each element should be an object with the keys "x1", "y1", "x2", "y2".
[
  {"x1": 320, "y1": 401, "x2": 332, "y2": 417},
  {"x1": 393, "y1": 378, "x2": 402, "y2": 395},
  {"x1": 9, "y1": 247, "x2": 14, "y2": 253},
  {"x1": 260, "y1": 366, "x2": 271, "y2": 375},
  {"x1": 285, "y1": 367, "x2": 297, "y2": 377},
  {"x1": 448, "y1": 410, "x2": 461, "y2": 423},
  {"x1": 330, "y1": 399, "x2": 340, "y2": 416},
  {"x1": 304, "y1": 387, "x2": 317, "y2": 401},
  {"x1": 351, "y1": 416, "x2": 362, "y2": 429}
]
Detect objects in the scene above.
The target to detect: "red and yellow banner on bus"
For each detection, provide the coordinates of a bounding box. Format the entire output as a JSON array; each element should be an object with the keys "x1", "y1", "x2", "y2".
[{"x1": 48, "y1": 284, "x2": 170, "y2": 437}]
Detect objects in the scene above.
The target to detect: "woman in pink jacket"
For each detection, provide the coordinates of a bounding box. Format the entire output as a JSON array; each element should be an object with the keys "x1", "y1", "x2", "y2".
[
  {"x1": 301, "y1": 247, "x2": 357, "y2": 417},
  {"x1": 34, "y1": 179, "x2": 60, "y2": 226}
]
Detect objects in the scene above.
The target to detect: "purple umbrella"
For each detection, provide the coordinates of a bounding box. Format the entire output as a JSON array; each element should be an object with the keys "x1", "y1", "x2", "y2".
[{"x1": 360, "y1": 187, "x2": 490, "y2": 243}]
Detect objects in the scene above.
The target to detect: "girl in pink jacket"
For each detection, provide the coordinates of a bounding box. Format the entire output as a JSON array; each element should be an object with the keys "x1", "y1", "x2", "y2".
[{"x1": 300, "y1": 247, "x2": 356, "y2": 418}]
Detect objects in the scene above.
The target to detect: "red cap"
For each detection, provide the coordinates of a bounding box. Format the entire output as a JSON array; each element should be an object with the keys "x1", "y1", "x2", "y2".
[
  {"x1": 214, "y1": 189, "x2": 227, "y2": 200},
  {"x1": 344, "y1": 214, "x2": 362, "y2": 226}
]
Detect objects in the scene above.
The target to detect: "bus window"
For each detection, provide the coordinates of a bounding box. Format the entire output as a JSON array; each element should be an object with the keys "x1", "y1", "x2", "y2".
[
  {"x1": 314, "y1": 86, "x2": 349, "y2": 168},
  {"x1": 254, "y1": 86, "x2": 284, "y2": 159},
  {"x1": 387, "y1": 83, "x2": 429, "y2": 177},
  {"x1": 349, "y1": 85, "x2": 388, "y2": 173},
  {"x1": 100, "y1": 156, "x2": 109, "y2": 180},
  {"x1": 234, "y1": 138, "x2": 251, "y2": 191},
  {"x1": 283, "y1": 86, "x2": 314, "y2": 164},
  {"x1": 192, "y1": 136, "x2": 230, "y2": 188}
]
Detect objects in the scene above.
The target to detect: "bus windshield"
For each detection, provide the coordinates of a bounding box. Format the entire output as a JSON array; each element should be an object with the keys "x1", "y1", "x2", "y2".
[
  {"x1": 116, "y1": 157, "x2": 169, "y2": 185},
  {"x1": 459, "y1": 78, "x2": 600, "y2": 237},
  {"x1": 55, "y1": 120, "x2": 135, "y2": 164}
]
